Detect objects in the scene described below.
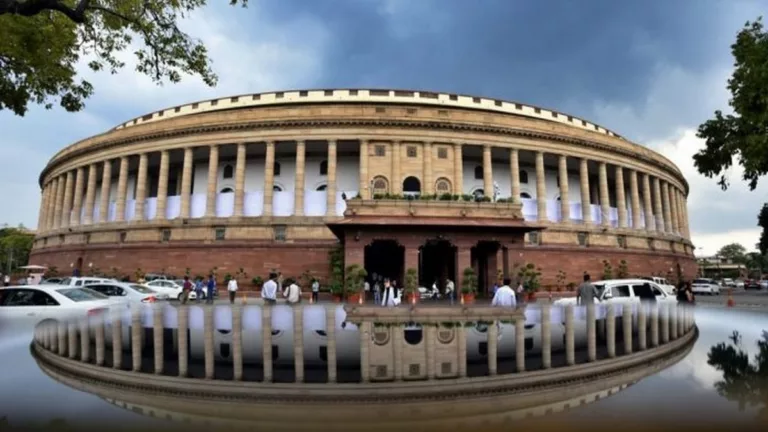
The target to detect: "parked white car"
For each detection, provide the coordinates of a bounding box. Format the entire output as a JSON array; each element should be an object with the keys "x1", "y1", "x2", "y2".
[
  {"x1": 60, "y1": 277, "x2": 116, "y2": 287},
  {"x1": 735, "y1": 279, "x2": 745, "y2": 288},
  {"x1": 554, "y1": 279, "x2": 677, "y2": 306},
  {"x1": 86, "y1": 281, "x2": 167, "y2": 304},
  {"x1": 639, "y1": 276, "x2": 676, "y2": 295},
  {"x1": 0, "y1": 284, "x2": 126, "y2": 330},
  {"x1": 145, "y1": 279, "x2": 185, "y2": 300},
  {"x1": 691, "y1": 278, "x2": 721, "y2": 295},
  {"x1": 722, "y1": 278, "x2": 736, "y2": 287}
]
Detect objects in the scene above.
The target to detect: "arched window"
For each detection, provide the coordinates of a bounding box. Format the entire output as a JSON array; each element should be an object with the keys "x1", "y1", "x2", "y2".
[
  {"x1": 319, "y1": 160, "x2": 328, "y2": 176},
  {"x1": 274, "y1": 162, "x2": 281, "y2": 176},
  {"x1": 520, "y1": 192, "x2": 532, "y2": 199},
  {"x1": 372, "y1": 176, "x2": 389, "y2": 195},
  {"x1": 403, "y1": 176, "x2": 421, "y2": 194},
  {"x1": 220, "y1": 187, "x2": 234, "y2": 193},
  {"x1": 473, "y1": 165, "x2": 483, "y2": 180},
  {"x1": 519, "y1": 170, "x2": 529, "y2": 184},
  {"x1": 273, "y1": 185, "x2": 283, "y2": 192},
  {"x1": 222, "y1": 164, "x2": 234, "y2": 180},
  {"x1": 316, "y1": 184, "x2": 327, "y2": 191},
  {"x1": 472, "y1": 188, "x2": 485, "y2": 199},
  {"x1": 435, "y1": 178, "x2": 452, "y2": 194}
]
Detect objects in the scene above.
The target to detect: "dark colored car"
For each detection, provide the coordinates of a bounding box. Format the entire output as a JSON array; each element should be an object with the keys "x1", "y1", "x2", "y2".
[{"x1": 745, "y1": 279, "x2": 761, "y2": 290}]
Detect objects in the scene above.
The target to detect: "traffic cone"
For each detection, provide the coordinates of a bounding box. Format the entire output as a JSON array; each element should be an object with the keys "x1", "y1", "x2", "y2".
[{"x1": 727, "y1": 288, "x2": 734, "y2": 308}]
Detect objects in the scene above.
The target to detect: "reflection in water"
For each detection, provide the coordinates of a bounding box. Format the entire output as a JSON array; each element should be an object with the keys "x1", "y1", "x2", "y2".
[{"x1": 707, "y1": 330, "x2": 768, "y2": 418}]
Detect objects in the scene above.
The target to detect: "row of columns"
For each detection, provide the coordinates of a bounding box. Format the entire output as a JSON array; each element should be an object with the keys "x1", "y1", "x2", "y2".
[
  {"x1": 35, "y1": 302, "x2": 694, "y2": 383},
  {"x1": 37, "y1": 141, "x2": 689, "y2": 239}
]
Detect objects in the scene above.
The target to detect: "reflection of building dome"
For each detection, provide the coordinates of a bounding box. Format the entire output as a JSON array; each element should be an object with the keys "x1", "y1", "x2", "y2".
[{"x1": 30, "y1": 89, "x2": 694, "y2": 287}]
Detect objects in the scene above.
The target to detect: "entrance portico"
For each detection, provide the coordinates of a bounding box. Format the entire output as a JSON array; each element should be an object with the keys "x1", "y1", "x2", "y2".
[{"x1": 327, "y1": 199, "x2": 543, "y2": 296}]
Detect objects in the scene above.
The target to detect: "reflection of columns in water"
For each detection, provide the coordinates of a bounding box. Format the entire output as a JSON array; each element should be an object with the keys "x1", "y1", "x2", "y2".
[
  {"x1": 487, "y1": 320, "x2": 498, "y2": 376},
  {"x1": 178, "y1": 306, "x2": 189, "y2": 377},
  {"x1": 293, "y1": 306, "x2": 305, "y2": 383},
  {"x1": 606, "y1": 305, "x2": 616, "y2": 358},
  {"x1": 262, "y1": 306, "x2": 273, "y2": 383},
  {"x1": 112, "y1": 311, "x2": 122, "y2": 369},
  {"x1": 131, "y1": 307, "x2": 142, "y2": 372},
  {"x1": 622, "y1": 303, "x2": 632, "y2": 355},
  {"x1": 153, "y1": 306, "x2": 164, "y2": 374},
  {"x1": 565, "y1": 305, "x2": 575, "y2": 365},
  {"x1": 637, "y1": 304, "x2": 647, "y2": 351},
  {"x1": 515, "y1": 318, "x2": 525, "y2": 372},
  {"x1": 204, "y1": 306, "x2": 215, "y2": 379},
  {"x1": 326, "y1": 307, "x2": 337, "y2": 383},
  {"x1": 232, "y1": 306, "x2": 243, "y2": 381},
  {"x1": 541, "y1": 304, "x2": 551, "y2": 369}
]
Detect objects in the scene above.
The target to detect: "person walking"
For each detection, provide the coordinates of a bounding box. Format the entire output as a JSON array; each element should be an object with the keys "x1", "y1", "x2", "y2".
[
  {"x1": 577, "y1": 273, "x2": 599, "y2": 306},
  {"x1": 491, "y1": 278, "x2": 517, "y2": 308},
  {"x1": 677, "y1": 281, "x2": 695, "y2": 305},
  {"x1": 194, "y1": 278, "x2": 204, "y2": 303},
  {"x1": 311, "y1": 278, "x2": 320, "y2": 303},
  {"x1": 381, "y1": 278, "x2": 399, "y2": 307},
  {"x1": 227, "y1": 276, "x2": 239, "y2": 304},
  {"x1": 283, "y1": 278, "x2": 302, "y2": 304},
  {"x1": 261, "y1": 272, "x2": 278, "y2": 305},
  {"x1": 373, "y1": 277, "x2": 382, "y2": 304},
  {"x1": 205, "y1": 275, "x2": 216, "y2": 304},
  {"x1": 181, "y1": 276, "x2": 192, "y2": 305}
]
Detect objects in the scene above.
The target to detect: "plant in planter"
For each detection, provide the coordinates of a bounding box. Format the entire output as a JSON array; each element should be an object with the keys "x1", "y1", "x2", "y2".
[
  {"x1": 404, "y1": 268, "x2": 419, "y2": 304},
  {"x1": 617, "y1": 260, "x2": 629, "y2": 278},
  {"x1": 517, "y1": 263, "x2": 542, "y2": 300},
  {"x1": 251, "y1": 276, "x2": 263, "y2": 289},
  {"x1": 461, "y1": 267, "x2": 478, "y2": 304},
  {"x1": 567, "y1": 282, "x2": 577, "y2": 292},
  {"x1": 328, "y1": 246, "x2": 344, "y2": 302},
  {"x1": 602, "y1": 260, "x2": 613, "y2": 280},
  {"x1": 134, "y1": 268, "x2": 145, "y2": 282},
  {"x1": 555, "y1": 270, "x2": 567, "y2": 292},
  {"x1": 344, "y1": 264, "x2": 367, "y2": 303},
  {"x1": 223, "y1": 273, "x2": 233, "y2": 283}
]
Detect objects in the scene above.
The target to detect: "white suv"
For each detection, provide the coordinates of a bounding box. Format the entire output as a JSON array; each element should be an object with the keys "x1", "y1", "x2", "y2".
[
  {"x1": 60, "y1": 277, "x2": 116, "y2": 287},
  {"x1": 555, "y1": 278, "x2": 677, "y2": 306}
]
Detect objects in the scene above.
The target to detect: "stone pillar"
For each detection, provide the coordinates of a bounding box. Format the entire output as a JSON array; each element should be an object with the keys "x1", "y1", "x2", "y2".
[
  {"x1": 326, "y1": 140, "x2": 337, "y2": 216},
  {"x1": 535, "y1": 151, "x2": 547, "y2": 222},
  {"x1": 47, "y1": 178, "x2": 59, "y2": 230},
  {"x1": 263, "y1": 141, "x2": 276, "y2": 217},
  {"x1": 79, "y1": 318, "x2": 90, "y2": 362},
  {"x1": 615, "y1": 166, "x2": 627, "y2": 228},
  {"x1": 483, "y1": 144, "x2": 493, "y2": 198},
  {"x1": 262, "y1": 306, "x2": 273, "y2": 382},
  {"x1": 135, "y1": 153, "x2": 148, "y2": 221},
  {"x1": 558, "y1": 155, "x2": 570, "y2": 223},
  {"x1": 391, "y1": 141, "x2": 402, "y2": 194},
  {"x1": 456, "y1": 247, "x2": 472, "y2": 282},
  {"x1": 326, "y1": 307, "x2": 337, "y2": 383},
  {"x1": 393, "y1": 325, "x2": 403, "y2": 381},
  {"x1": 115, "y1": 157, "x2": 129, "y2": 223},
  {"x1": 95, "y1": 313, "x2": 105, "y2": 366},
  {"x1": 37, "y1": 185, "x2": 48, "y2": 232},
  {"x1": 670, "y1": 303, "x2": 678, "y2": 340},
  {"x1": 642, "y1": 173, "x2": 654, "y2": 231},
  {"x1": 61, "y1": 171, "x2": 74, "y2": 228},
  {"x1": 454, "y1": 143, "x2": 463, "y2": 196},
  {"x1": 425, "y1": 326, "x2": 436, "y2": 380},
  {"x1": 599, "y1": 162, "x2": 610, "y2": 226},
  {"x1": 177, "y1": 306, "x2": 188, "y2": 377},
  {"x1": 293, "y1": 141, "x2": 306, "y2": 216},
  {"x1": 70, "y1": 167, "x2": 85, "y2": 226},
  {"x1": 180, "y1": 148, "x2": 194, "y2": 218},
  {"x1": 131, "y1": 307, "x2": 142, "y2": 372},
  {"x1": 99, "y1": 160, "x2": 112, "y2": 224},
  {"x1": 155, "y1": 150, "x2": 169, "y2": 220},
  {"x1": 661, "y1": 303, "x2": 670, "y2": 343},
  {"x1": 293, "y1": 305, "x2": 305, "y2": 382},
  {"x1": 457, "y1": 325, "x2": 467, "y2": 378},
  {"x1": 579, "y1": 159, "x2": 591, "y2": 224},
  {"x1": 203, "y1": 306, "x2": 215, "y2": 379},
  {"x1": 145, "y1": 306, "x2": 161, "y2": 376},
  {"x1": 57, "y1": 321, "x2": 67, "y2": 356},
  {"x1": 565, "y1": 304, "x2": 575, "y2": 365},
  {"x1": 41, "y1": 181, "x2": 51, "y2": 231},
  {"x1": 360, "y1": 322, "x2": 371, "y2": 383},
  {"x1": 52, "y1": 176, "x2": 64, "y2": 229},
  {"x1": 653, "y1": 177, "x2": 664, "y2": 232},
  {"x1": 83, "y1": 164, "x2": 97, "y2": 225},
  {"x1": 205, "y1": 145, "x2": 219, "y2": 218},
  {"x1": 510, "y1": 148, "x2": 520, "y2": 204},
  {"x1": 234, "y1": 143, "x2": 247, "y2": 217},
  {"x1": 487, "y1": 321, "x2": 498, "y2": 375},
  {"x1": 623, "y1": 303, "x2": 633, "y2": 355},
  {"x1": 232, "y1": 305, "x2": 243, "y2": 381},
  {"x1": 67, "y1": 321, "x2": 78, "y2": 359},
  {"x1": 423, "y1": 141, "x2": 433, "y2": 195},
  {"x1": 358, "y1": 140, "x2": 369, "y2": 198},
  {"x1": 606, "y1": 304, "x2": 616, "y2": 358},
  {"x1": 668, "y1": 184, "x2": 679, "y2": 234},
  {"x1": 661, "y1": 181, "x2": 672, "y2": 233},
  {"x1": 515, "y1": 318, "x2": 525, "y2": 372},
  {"x1": 541, "y1": 304, "x2": 552, "y2": 369},
  {"x1": 629, "y1": 170, "x2": 641, "y2": 229},
  {"x1": 586, "y1": 303, "x2": 596, "y2": 362},
  {"x1": 111, "y1": 311, "x2": 122, "y2": 369},
  {"x1": 638, "y1": 304, "x2": 647, "y2": 351},
  {"x1": 650, "y1": 305, "x2": 659, "y2": 347},
  {"x1": 681, "y1": 191, "x2": 690, "y2": 238}
]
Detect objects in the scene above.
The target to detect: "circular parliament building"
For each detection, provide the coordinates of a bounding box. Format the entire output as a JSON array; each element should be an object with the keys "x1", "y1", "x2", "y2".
[{"x1": 32, "y1": 89, "x2": 696, "y2": 288}]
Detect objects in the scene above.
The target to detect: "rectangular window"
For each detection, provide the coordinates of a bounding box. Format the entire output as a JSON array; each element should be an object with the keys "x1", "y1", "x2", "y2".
[
  {"x1": 437, "y1": 147, "x2": 448, "y2": 159},
  {"x1": 324, "y1": 90, "x2": 333, "y2": 96},
  {"x1": 534, "y1": 107, "x2": 541, "y2": 114},
  {"x1": 210, "y1": 99, "x2": 218, "y2": 106},
  {"x1": 59, "y1": 235, "x2": 65, "y2": 244},
  {"x1": 406, "y1": 108, "x2": 417, "y2": 114},
  {"x1": 274, "y1": 225, "x2": 286, "y2": 241},
  {"x1": 647, "y1": 238, "x2": 655, "y2": 250},
  {"x1": 407, "y1": 146, "x2": 417, "y2": 158},
  {"x1": 494, "y1": 100, "x2": 502, "y2": 107},
  {"x1": 375, "y1": 107, "x2": 386, "y2": 113},
  {"x1": 437, "y1": 110, "x2": 449, "y2": 116},
  {"x1": 374, "y1": 145, "x2": 386, "y2": 157},
  {"x1": 275, "y1": 92, "x2": 284, "y2": 98},
  {"x1": 449, "y1": 94, "x2": 458, "y2": 101},
  {"x1": 299, "y1": 90, "x2": 308, "y2": 97},
  {"x1": 174, "y1": 107, "x2": 181, "y2": 113},
  {"x1": 577, "y1": 232, "x2": 588, "y2": 247},
  {"x1": 515, "y1": 103, "x2": 523, "y2": 110},
  {"x1": 215, "y1": 228, "x2": 226, "y2": 241},
  {"x1": 191, "y1": 103, "x2": 199, "y2": 109},
  {"x1": 252, "y1": 94, "x2": 261, "y2": 100},
  {"x1": 119, "y1": 232, "x2": 127, "y2": 243},
  {"x1": 617, "y1": 235, "x2": 627, "y2": 248},
  {"x1": 84, "y1": 234, "x2": 91, "y2": 244},
  {"x1": 527, "y1": 232, "x2": 539, "y2": 245},
  {"x1": 349, "y1": 90, "x2": 358, "y2": 96},
  {"x1": 161, "y1": 229, "x2": 171, "y2": 242},
  {"x1": 230, "y1": 96, "x2": 239, "y2": 103}
]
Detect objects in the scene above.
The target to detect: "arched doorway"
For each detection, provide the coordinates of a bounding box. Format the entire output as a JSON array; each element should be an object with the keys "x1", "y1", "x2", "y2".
[
  {"x1": 364, "y1": 240, "x2": 405, "y2": 285},
  {"x1": 470, "y1": 241, "x2": 501, "y2": 297},
  {"x1": 420, "y1": 239, "x2": 456, "y2": 290},
  {"x1": 402, "y1": 176, "x2": 421, "y2": 196}
]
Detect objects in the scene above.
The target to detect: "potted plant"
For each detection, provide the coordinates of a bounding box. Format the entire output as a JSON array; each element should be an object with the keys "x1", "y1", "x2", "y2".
[
  {"x1": 251, "y1": 276, "x2": 263, "y2": 290},
  {"x1": 344, "y1": 264, "x2": 367, "y2": 303},
  {"x1": 328, "y1": 246, "x2": 345, "y2": 302},
  {"x1": 555, "y1": 270, "x2": 567, "y2": 292},
  {"x1": 404, "y1": 268, "x2": 419, "y2": 304},
  {"x1": 461, "y1": 267, "x2": 477, "y2": 304},
  {"x1": 517, "y1": 263, "x2": 542, "y2": 301}
]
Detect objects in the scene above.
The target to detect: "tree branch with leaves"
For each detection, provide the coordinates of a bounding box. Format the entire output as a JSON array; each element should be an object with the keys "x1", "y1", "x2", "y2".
[{"x1": 0, "y1": 0, "x2": 248, "y2": 116}]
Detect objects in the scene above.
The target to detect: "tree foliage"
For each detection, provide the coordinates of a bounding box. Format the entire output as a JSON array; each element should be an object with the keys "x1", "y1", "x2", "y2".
[
  {"x1": 693, "y1": 18, "x2": 768, "y2": 191},
  {"x1": 717, "y1": 243, "x2": 748, "y2": 264},
  {"x1": 759, "y1": 203, "x2": 768, "y2": 255},
  {"x1": 0, "y1": 0, "x2": 247, "y2": 116},
  {"x1": 707, "y1": 330, "x2": 768, "y2": 418},
  {"x1": 0, "y1": 226, "x2": 35, "y2": 273}
]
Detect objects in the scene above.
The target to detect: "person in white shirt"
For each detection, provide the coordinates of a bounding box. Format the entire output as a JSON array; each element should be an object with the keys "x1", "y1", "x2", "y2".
[
  {"x1": 381, "y1": 278, "x2": 398, "y2": 307},
  {"x1": 283, "y1": 278, "x2": 302, "y2": 304},
  {"x1": 364, "y1": 280, "x2": 370, "y2": 302},
  {"x1": 227, "y1": 277, "x2": 239, "y2": 304},
  {"x1": 491, "y1": 278, "x2": 517, "y2": 308},
  {"x1": 261, "y1": 272, "x2": 278, "y2": 305},
  {"x1": 445, "y1": 279, "x2": 455, "y2": 305},
  {"x1": 3, "y1": 274, "x2": 10, "y2": 287},
  {"x1": 311, "y1": 279, "x2": 320, "y2": 303}
]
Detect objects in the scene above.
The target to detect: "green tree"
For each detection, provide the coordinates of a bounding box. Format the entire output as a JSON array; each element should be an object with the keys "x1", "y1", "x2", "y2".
[
  {"x1": 707, "y1": 330, "x2": 768, "y2": 418},
  {"x1": 717, "y1": 243, "x2": 749, "y2": 264},
  {"x1": 759, "y1": 203, "x2": 768, "y2": 255},
  {"x1": 0, "y1": 227, "x2": 35, "y2": 273},
  {"x1": 0, "y1": 0, "x2": 248, "y2": 116},
  {"x1": 693, "y1": 18, "x2": 768, "y2": 191}
]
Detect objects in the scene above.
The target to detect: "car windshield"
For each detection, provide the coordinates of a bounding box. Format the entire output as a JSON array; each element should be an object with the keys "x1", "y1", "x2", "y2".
[
  {"x1": 56, "y1": 288, "x2": 109, "y2": 302},
  {"x1": 129, "y1": 284, "x2": 155, "y2": 294},
  {"x1": 693, "y1": 279, "x2": 712, "y2": 284},
  {"x1": 593, "y1": 283, "x2": 606, "y2": 297}
]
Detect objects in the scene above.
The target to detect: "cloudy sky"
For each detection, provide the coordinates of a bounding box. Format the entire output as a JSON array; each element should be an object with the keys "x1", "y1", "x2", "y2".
[{"x1": 1, "y1": 0, "x2": 766, "y2": 256}]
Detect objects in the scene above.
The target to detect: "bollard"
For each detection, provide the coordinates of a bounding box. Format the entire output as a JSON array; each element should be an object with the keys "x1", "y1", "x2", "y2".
[
  {"x1": 586, "y1": 303, "x2": 596, "y2": 362},
  {"x1": 153, "y1": 305, "x2": 164, "y2": 374},
  {"x1": 58, "y1": 320, "x2": 67, "y2": 357},
  {"x1": 515, "y1": 317, "x2": 525, "y2": 372},
  {"x1": 727, "y1": 288, "x2": 734, "y2": 307},
  {"x1": 637, "y1": 303, "x2": 647, "y2": 351},
  {"x1": 131, "y1": 307, "x2": 142, "y2": 372},
  {"x1": 293, "y1": 305, "x2": 305, "y2": 382},
  {"x1": 112, "y1": 311, "x2": 123, "y2": 369},
  {"x1": 359, "y1": 321, "x2": 371, "y2": 383},
  {"x1": 232, "y1": 305, "x2": 243, "y2": 381},
  {"x1": 488, "y1": 320, "x2": 498, "y2": 375},
  {"x1": 650, "y1": 304, "x2": 659, "y2": 347},
  {"x1": 177, "y1": 306, "x2": 189, "y2": 377},
  {"x1": 94, "y1": 312, "x2": 105, "y2": 366},
  {"x1": 203, "y1": 306, "x2": 214, "y2": 379},
  {"x1": 622, "y1": 303, "x2": 632, "y2": 355},
  {"x1": 326, "y1": 306, "x2": 337, "y2": 383},
  {"x1": 541, "y1": 304, "x2": 552, "y2": 369},
  {"x1": 79, "y1": 318, "x2": 90, "y2": 362},
  {"x1": 262, "y1": 306, "x2": 273, "y2": 383},
  {"x1": 606, "y1": 304, "x2": 616, "y2": 358},
  {"x1": 67, "y1": 321, "x2": 78, "y2": 360},
  {"x1": 565, "y1": 304, "x2": 575, "y2": 366}
]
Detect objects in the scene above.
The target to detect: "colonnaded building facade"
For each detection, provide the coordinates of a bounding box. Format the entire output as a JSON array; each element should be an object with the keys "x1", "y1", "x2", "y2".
[{"x1": 31, "y1": 89, "x2": 696, "y2": 290}]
